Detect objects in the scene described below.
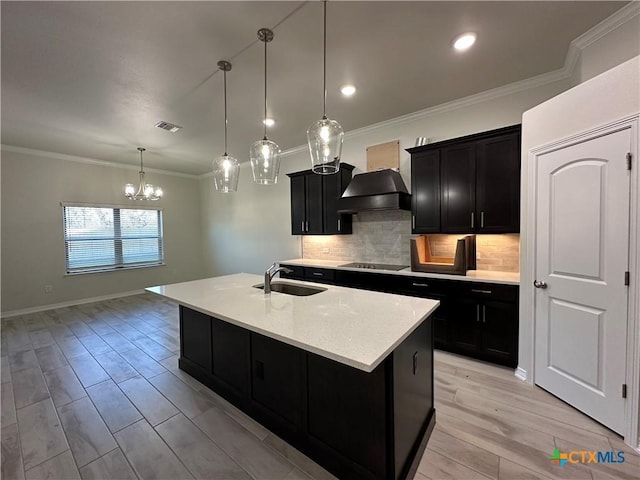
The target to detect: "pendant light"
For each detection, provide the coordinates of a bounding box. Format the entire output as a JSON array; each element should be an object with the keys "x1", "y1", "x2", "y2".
[
  {"x1": 212, "y1": 60, "x2": 240, "y2": 193},
  {"x1": 250, "y1": 28, "x2": 281, "y2": 185},
  {"x1": 124, "y1": 147, "x2": 163, "y2": 200},
  {"x1": 307, "y1": 0, "x2": 343, "y2": 175}
]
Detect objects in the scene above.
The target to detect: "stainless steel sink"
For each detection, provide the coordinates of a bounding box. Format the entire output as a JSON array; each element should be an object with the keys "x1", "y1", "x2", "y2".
[{"x1": 253, "y1": 281, "x2": 326, "y2": 296}]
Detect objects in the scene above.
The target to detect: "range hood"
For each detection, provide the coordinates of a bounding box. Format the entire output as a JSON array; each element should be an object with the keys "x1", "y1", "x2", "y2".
[{"x1": 338, "y1": 169, "x2": 411, "y2": 213}]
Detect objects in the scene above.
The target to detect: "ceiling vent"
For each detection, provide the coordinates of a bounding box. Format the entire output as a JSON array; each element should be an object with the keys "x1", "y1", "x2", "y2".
[{"x1": 154, "y1": 121, "x2": 182, "y2": 133}]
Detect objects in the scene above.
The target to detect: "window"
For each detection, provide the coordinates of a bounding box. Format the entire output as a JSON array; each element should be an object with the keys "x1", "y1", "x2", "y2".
[{"x1": 62, "y1": 204, "x2": 164, "y2": 274}]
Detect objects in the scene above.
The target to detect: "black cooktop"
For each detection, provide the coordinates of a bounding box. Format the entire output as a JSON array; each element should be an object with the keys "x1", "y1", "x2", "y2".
[{"x1": 339, "y1": 262, "x2": 409, "y2": 271}]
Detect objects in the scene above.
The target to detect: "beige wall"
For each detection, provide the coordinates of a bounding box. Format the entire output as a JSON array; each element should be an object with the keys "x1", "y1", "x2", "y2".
[{"x1": 1, "y1": 148, "x2": 206, "y2": 313}]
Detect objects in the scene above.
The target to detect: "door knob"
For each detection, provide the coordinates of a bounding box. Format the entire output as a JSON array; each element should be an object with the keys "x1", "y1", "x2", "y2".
[{"x1": 533, "y1": 280, "x2": 548, "y2": 289}]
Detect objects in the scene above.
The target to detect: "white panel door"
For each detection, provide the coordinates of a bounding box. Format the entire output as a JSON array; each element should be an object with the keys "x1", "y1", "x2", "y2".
[{"x1": 534, "y1": 127, "x2": 630, "y2": 434}]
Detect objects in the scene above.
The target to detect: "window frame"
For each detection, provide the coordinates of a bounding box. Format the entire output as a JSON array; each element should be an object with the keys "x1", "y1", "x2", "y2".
[{"x1": 61, "y1": 202, "x2": 165, "y2": 275}]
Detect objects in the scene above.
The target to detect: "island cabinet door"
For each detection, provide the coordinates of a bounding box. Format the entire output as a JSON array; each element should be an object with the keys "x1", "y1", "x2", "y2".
[
  {"x1": 306, "y1": 354, "x2": 388, "y2": 480},
  {"x1": 211, "y1": 318, "x2": 250, "y2": 403},
  {"x1": 180, "y1": 306, "x2": 212, "y2": 373},
  {"x1": 392, "y1": 318, "x2": 434, "y2": 480},
  {"x1": 250, "y1": 333, "x2": 305, "y2": 434}
]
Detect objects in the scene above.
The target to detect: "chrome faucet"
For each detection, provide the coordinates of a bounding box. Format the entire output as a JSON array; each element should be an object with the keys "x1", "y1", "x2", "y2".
[{"x1": 264, "y1": 263, "x2": 293, "y2": 294}]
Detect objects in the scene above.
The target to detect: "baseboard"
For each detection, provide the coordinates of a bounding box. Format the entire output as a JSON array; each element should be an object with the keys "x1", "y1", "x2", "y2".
[
  {"x1": 1, "y1": 289, "x2": 146, "y2": 319},
  {"x1": 514, "y1": 366, "x2": 528, "y2": 382}
]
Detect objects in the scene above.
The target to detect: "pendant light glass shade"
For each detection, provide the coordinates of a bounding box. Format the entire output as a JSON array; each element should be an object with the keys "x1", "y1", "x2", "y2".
[
  {"x1": 124, "y1": 147, "x2": 163, "y2": 200},
  {"x1": 251, "y1": 28, "x2": 281, "y2": 185},
  {"x1": 250, "y1": 138, "x2": 280, "y2": 184},
  {"x1": 307, "y1": 116, "x2": 343, "y2": 174},
  {"x1": 213, "y1": 60, "x2": 240, "y2": 193},
  {"x1": 212, "y1": 154, "x2": 240, "y2": 193},
  {"x1": 307, "y1": 0, "x2": 343, "y2": 175}
]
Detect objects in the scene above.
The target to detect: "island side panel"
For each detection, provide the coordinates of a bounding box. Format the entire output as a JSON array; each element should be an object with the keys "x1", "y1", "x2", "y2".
[
  {"x1": 306, "y1": 353, "x2": 388, "y2": 480},
  {"x1": 392, "y1": 317, "x2": 435, "y2": 480}
]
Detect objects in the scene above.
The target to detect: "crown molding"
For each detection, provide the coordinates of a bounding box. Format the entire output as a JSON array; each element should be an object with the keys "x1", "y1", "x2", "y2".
[
  {"x1": 572, "y1": 1, "x2": 639, "y2": 50},
  {"x1": 1, "y1": 144, "x2": 199, "y2": 179}
]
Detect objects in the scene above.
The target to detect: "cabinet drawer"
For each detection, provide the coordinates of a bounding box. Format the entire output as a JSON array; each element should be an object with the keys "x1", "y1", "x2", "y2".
[
  {"x1": 304, "y1": 267, "x2": 335, "y2": 283},
  {"x1": 279, "y1": 264, "x2": 304, "y2": 280},
  {"x1": 458, "y1": 282, "x2": 518, "y2": 302},
  {"x1": 394, "y1": 276, "x2": 451, "y2": 298}
]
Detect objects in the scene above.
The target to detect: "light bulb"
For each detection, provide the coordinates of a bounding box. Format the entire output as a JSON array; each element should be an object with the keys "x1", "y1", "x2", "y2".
[
  {"x1": 125, "y1": 184, "x2": 135, "y2": 196},
  {"x1": 453, "y1": 32, "x2": 476, "y2": 51}
]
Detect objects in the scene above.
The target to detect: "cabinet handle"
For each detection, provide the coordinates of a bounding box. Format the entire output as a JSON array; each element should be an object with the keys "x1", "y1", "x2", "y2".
[
  {"x1": 412, "y1": 215, "x2": 416, "y2": 229},
  {"x1": 480, "y1": 211, "x2": 485, "y2": 228},
  {"x1": 482, "y1": 305, "x2": 486, "y2": 323},
  {"x1": 255, "y1": 360, "x2": 264, "y2": 380},
  {"x1": 312, "y1": 272, "x2": 324, "y2": 277},
  {"x1": 337, "y1": 219, "x2": 341, "y2": 232},
  {"x1": 471, "y1": 212, "x2": 475, "y2": 229},
  {"x1": 301, "y1": 221, "x2": 305, "y2": 232},
  {"x1": 471, "y1": 289, "x2": 492, "y2": 294},
  {"x1": 413, "y1": 352, "x2": 419, "y2": 375},
  {"x1": 305, "y1": 221, "x2": 309, "y2": 232},
  {"x1": 476, "y1": 305, "x2": 480, "y2": 322},
  {"x1": 412, "y1": 282, "x2": 429, "y2": 287}
]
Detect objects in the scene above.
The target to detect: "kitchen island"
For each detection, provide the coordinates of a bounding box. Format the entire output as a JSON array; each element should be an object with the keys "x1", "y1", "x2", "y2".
[{"x1": 147, "y1": 273, "x2": 439, "y2": 480}]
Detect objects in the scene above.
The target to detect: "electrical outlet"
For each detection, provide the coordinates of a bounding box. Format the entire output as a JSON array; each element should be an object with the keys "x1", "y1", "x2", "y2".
[
  {"x1": 322, "y1": 247, "x2": 330, "y2": 254},
  {"x1": 44, "y1": 285, "x2": 53, "y2": 293}
]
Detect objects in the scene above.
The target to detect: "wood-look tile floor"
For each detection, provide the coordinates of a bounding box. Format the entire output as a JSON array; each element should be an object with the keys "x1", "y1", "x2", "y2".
[{"x1": 1, "y1": 293, "x2": 638, "y2": 479}]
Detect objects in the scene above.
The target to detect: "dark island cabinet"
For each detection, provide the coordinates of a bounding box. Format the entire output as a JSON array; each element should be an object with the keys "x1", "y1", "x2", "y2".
[
  {"x1": 250, "y1": 334, "x2": 304, "y2": 433},
  {"x1": 407, "y1": 124, "x2": 521, "y2": 234},
  {"x1": 287, "y1": 163, "x2": 354, "y2": 235},
  {"x1": 178, "y1": 306, "x2": 435, "y2": 480}
]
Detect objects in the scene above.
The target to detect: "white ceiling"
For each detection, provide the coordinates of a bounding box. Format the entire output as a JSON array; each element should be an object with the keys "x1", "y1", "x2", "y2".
[{"x1": 1, "y1": 1, "x2": 628, "y2": 175}]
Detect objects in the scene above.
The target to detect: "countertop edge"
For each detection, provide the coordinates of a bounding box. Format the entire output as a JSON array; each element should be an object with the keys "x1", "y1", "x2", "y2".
[{"x1": 279, "y1": 258, "x2": 520, "y2": 285}]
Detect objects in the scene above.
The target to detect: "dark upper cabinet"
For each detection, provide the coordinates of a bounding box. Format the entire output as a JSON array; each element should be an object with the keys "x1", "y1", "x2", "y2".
[
  {"x1": 287, "y1": 164, "x2": 354, "y2": 235},
  {"x1": 407, "y1": 125, "x2": 521, "y2": 234},
  {"x1": 411, "y1": 150, "x2": 440, "y2": 233},
  {"x1": 440, "y1": 142, "x2": 476, "y2": 233},
  {"x1": 475, "y1": 132, "x2": 521, "y2": 233}
]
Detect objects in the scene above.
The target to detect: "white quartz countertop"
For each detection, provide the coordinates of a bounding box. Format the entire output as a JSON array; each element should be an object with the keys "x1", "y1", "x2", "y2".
[
  {"x1": 147, "y1": 273, "x2": 439, "y2": 373},
  {"x1": 280, "y1": 258, "x2": 520, "y2": 285}
]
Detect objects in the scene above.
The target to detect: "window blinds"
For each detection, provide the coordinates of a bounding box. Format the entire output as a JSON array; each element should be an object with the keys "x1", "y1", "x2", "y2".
[{"x1": 63, "y1": 205, "x2": 164, "y2": 274}]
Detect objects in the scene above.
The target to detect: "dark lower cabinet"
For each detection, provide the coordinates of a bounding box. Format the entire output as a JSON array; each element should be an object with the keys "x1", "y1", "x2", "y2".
[
  {"x1": 211, "y1": 318, "x2": 250, "y2": 403},
  {"x1": 480, "y1": 300, "x2": 518, "y2": 365},
  {"x1": 179, "y1": 306, "x2": 435, "y2": 480},
  {"x1": 180, "y1": 306, "x2": 212, "y2": 371},
  {"x1": 250, "y1": 334, "x2": 304, "y2": 433}
]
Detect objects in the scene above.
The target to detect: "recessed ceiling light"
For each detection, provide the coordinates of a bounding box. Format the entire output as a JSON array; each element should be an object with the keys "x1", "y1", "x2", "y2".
[
  {"x1": 154, "y1": 120, "x2": 182, "y2": 133},
  {"x1": 263, "y1": 117, "x2": 275, "y2": 127},
  {"x1": 341, "y1": 84, "x2": 356, "y2": 97},
  {"x1": 453, "y1": 32, "x2": 476, "y2": 51}
]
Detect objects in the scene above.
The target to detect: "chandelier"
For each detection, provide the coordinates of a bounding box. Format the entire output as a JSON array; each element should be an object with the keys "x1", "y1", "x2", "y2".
[{"x1": 124, "y1": 147, "x2": 163, "y2": 200}]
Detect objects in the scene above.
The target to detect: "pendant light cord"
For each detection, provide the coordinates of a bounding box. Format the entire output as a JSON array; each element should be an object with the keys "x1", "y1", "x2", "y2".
[
  {"x1": 322, "y1": 0, "x2": 327, "y2": 119},
  {"x1": 263, "y1": 38, "x2": 268, "y2": 140},
  {"x1": 223, "y1": 69, "x2": 228, "y2": 156}
]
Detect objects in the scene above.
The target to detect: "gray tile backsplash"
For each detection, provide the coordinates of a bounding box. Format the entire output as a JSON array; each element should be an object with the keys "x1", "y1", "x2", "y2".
[{"x1": 302, "y1": 210, "x2": 519, "y2": 272}]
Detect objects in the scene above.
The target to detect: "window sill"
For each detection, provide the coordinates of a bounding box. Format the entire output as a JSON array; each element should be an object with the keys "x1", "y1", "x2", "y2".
[{"x1": 65, "y1": 263, "x2": 166, "y2": 276}]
